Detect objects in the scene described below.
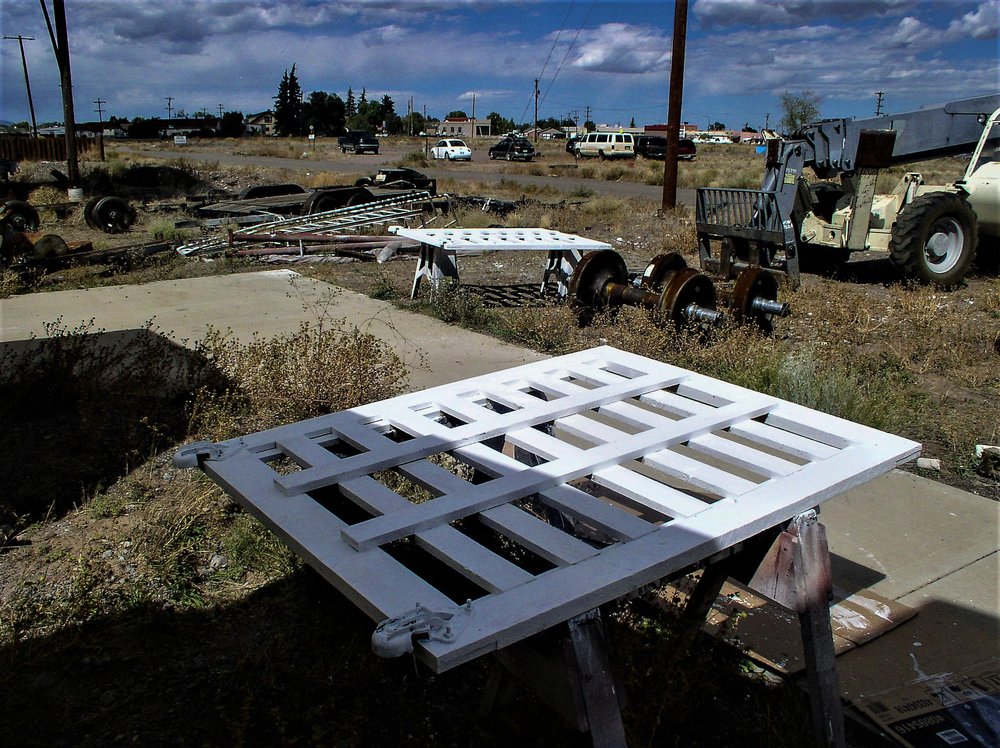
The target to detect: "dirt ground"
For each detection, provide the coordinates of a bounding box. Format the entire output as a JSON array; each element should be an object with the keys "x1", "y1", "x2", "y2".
[{"x1": 1, "y1": 140, "x2": 997, "y2": 747}]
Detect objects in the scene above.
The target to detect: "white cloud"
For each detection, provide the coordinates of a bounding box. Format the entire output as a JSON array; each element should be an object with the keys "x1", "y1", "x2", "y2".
[
  {"x1": 945, "y1": 1, "x2": 1000, "y2": 40},
  {"x1": 570, "y1": 23, "x2": 671, "y2": 74},
  {"x1": 693, "y1": 0, "x2": 914, "y2": 27}
]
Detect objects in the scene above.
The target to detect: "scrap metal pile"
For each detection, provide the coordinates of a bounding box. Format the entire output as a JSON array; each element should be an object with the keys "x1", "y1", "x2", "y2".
[{"x1": 175, "y1": 191, "x2": 440, "y2": 261}]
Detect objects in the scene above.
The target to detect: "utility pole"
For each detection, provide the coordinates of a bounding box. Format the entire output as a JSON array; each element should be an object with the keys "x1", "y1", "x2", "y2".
[
  {"x1": 218, "y1": 103, "x2": 224, "y2": 118},
  {"x1": 93, "y1": 97, "x2": 106, "y2": 161},
  {"x1": 4, "y1": 34, "x2": 39, "y2": 136},
  {"x1": 471, "y1": 93, "x2": 476, "y2": 138},
  {"x1": 40, "y1": 0, "x2": 80, "y2": 187},
  {"x1": 661, "y1": 0, "x2": 688, "y2": 211},
  {"x1": 875, "y1": 91, "x2": 885, "y2": 116},
  {"x1": 533, "y1": 79, "x2": 539, "y2": 142},
  {"x1": 584, "y1": 105, "x2": 591, "y2": 128},
  {"x1": 164, "y1": 96, "x2": 174, "y2": 120},
  {"x1": 764, "y1": 112, "x2": 770, "y2": 131}
]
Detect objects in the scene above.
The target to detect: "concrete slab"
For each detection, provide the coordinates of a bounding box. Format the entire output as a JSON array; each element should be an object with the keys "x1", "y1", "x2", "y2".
[
  {"x1": 0, "y1": 270, "x2": 545, "y2": 390},
  {"x1": 823, "y1": 470, "x2": 1000, "y2": 601}
]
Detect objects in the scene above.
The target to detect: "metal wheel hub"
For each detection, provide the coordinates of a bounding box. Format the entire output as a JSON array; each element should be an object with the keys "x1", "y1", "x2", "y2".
[{"x1": 924, "y1": 217, "x2": 964, "y2": 272}]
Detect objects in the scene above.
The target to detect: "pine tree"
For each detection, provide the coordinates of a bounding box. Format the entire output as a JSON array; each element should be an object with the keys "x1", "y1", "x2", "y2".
[
  {"x1": 274, "y1": 64, "x2": 303, "y2": 136},
  {"x1": 346, "y1": 87, "x2": 356, "y2": 117}
]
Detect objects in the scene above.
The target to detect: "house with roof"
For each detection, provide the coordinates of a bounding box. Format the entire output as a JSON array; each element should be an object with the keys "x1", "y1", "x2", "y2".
[
  {"x1": 439, "y1": 116, "x2": 491, "y2": 139},
  {"x1": 246, "y1": 111, "x2": 276, "y2": 136}
]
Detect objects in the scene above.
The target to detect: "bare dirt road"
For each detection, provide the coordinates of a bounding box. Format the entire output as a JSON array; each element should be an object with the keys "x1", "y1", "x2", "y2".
[{"x1": 118, "y1": 144, "x2": 698, "y2": 204}]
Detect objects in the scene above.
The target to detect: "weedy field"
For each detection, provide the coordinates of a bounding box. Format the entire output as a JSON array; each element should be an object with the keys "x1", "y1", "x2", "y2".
[{"x1": 0, "y1": 141, "x2": 997, "y2": 747}]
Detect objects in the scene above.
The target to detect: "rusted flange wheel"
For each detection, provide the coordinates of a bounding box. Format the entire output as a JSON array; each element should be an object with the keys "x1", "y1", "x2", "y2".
[
  {"x1": 639, "y1": 252, "x2": 687, "y2": 289},
  {"x1": 656, "y1": 267, "x2": 717, "y2": 326},
  {"x1": 730, "y1": 265, "x2": 780, "y2": 331},
  {"x1": 568, "y1": 250, "x2": 627, "y2": 309},
  {"x1": 0, "y1": 200, "x2": 40, "y2": 232},
  {"x1": 1, "y1": 231, "x2": 35, "y2": 265}
]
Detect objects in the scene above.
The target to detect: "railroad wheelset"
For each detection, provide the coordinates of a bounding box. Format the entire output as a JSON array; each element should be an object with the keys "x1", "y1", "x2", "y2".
[
  {"x1": 84, "y1": 196, "x2": 136, "y2": 233},
  {"x1": 569, "y1": 249, "x2": 790, "y2": 332}
]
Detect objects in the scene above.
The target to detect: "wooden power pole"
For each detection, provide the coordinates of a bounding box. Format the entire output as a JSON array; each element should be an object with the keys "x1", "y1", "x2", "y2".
[
  {"x1": 661, "y1": 0, "x2": 688, "y2": 211},
  {"x1": 40, "y1": 0, "x2": 80, "y2": 187}
]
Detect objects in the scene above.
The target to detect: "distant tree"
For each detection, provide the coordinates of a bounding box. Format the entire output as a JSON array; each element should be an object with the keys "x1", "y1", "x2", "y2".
[
  {"x1": 220, "y1": 111, "x2": 245, "y2": 138},
  {"x1": 274, "y1": 64, "x2": 303, "y2": 136},
  {"x1": 378, "y1": 94, "x2": 399, "y2": 133},
  {"x1": 303, "y1": 91, "x2": 346, "y2": 136},
  {"x1": 779, "y1": 91, "x2": 821, "y2": 134},
  {"x1": 629, "y1": 116, "x2": 636, "y2": 127},
  {"x1": 583, "y1": 120, "x2": 596, "y2": 132},
  {"x1": 402, "y1": 111, "x2": 426, "y2": 135},
  {"x1": 358, "y1": 88, "x2": 367, "y2": 111},
  {"x1": 743, "y1": 122, "x2": 758, "y2": 133},
  {"x1": 710, "y1": 121, "x2": 726, "y2": 131},
  {"x1": 488, "y1": 111, "x2": 515, "y2": 134},
  {"x1": 127, "y1": 116, "x2": 163, "y2": 139},
  {"x1": 345, "y1": 87, "x2": 356, "y2": 117},
  {"x1": 446, "y1": 110, "x2": 468, "y2": 119}
]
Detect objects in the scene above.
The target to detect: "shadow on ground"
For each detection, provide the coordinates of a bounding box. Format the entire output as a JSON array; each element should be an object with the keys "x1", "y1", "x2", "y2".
[{"x1": 0, "y1": 329, "x2": 220, "y2": 528}]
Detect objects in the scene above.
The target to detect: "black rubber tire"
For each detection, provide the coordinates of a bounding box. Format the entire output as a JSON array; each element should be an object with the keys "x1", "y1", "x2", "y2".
[
  {"x1": 345, "y1": 189, "x2": 374, "y2": 207},
  {"x1": 305, "y1": 191, "x2": 344, "y2": 214},
  {"x1": 598, "y1": 151, "x2": 607, "y2": 161},
  {"x1": 505, "y1": 153, "x2": 513, "y2": 162},
  {"x1": 1, "y1": 200, "x2": 40, "y2": 232},
  {"x1": 889, "y1": 192, "x2": 977, "y2": 285}
]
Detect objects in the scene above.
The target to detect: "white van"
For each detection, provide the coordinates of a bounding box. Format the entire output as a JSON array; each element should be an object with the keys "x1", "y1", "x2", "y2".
[{"x1": 574, "y1": 132, "x2": 635, "y2": 159}]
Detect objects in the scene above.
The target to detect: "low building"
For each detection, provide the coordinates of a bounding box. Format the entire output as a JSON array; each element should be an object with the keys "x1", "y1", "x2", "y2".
[{"x1": 440, "y1": 117, "x2": 491, "y2": 139}]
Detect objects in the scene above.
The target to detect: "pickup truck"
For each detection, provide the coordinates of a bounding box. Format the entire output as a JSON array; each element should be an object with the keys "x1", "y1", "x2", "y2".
[{"x1": 338, "y1": 130, "x2": 379, "y2": 155}]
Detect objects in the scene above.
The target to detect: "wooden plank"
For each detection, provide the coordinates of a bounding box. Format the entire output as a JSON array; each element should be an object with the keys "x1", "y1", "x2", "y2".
[
  {"x1": 478, "y1": 503, "x2": 599, "y2": 566},
  {"x1": 201, "y1": 450, "x2": 454, "y2": 623},
  {"x1": 338, "y1": 475, "x2": 533, "y2": 594},
  {"x1": 341, "y1": 397, "x2": 774, "y2": 550},
  {"x1": 508, "y1": 426, "x2": 712, "y2": 518},
  {"x1": 275, "y1": 367, "x2": 686, "y2": 496},
  {"x1": 687, "y1": 433, "x2": 800, "y2": 478},
  {"x1": 591, "y1": 465, "x2": 712, "y2": 518},
  {"x1": 641, "y1": 448, "x2": 759, "y2": 498},
  {"x1": 457, "y1": 442, "x2": 655, "y2": 541},
  {"x1": 275, "y1": 433, "x2": 339, "y2": 470},
  {"x1": 399, "y1": 456, "x2": 599, "y2": 567},
  {"x1": 728, "y1": 420, "x2": 839, "y2": 461}
]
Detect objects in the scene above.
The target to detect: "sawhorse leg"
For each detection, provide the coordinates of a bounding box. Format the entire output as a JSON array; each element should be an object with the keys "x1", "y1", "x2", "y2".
[
  {"x1": 410, "y1": 245, "x2": 459, "y2": 299},
  {"x1": 749, "y1": 511, "x2": 846, "y2": 748},
  {"x1": 541, "y1": 248, "x2": 581, "y2": 297},
  {"x1": 482, "y1": 608, "x2": 626, "y2": 748}
]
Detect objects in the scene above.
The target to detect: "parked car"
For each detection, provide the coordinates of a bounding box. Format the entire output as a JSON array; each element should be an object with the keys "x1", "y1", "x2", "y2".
[
  {"x1": 634, "y1": 136, "x2": 698, "y2": 161},
  {"x1": 574, "y1": 132, "x2": 635, "y2": 159},
  {"x1": 635, "y1": 135, "x2": 667, "y2": 159},
  {"x1": 677, "y1": 138, "x2": 698, "y2": 160},
  {"x1": 488, "y1": 136, "x2": 535, "y2": 161},
  {"x1": 565, "y1": 136, "x2": 581, "y2": 154},
  {"x1": 430, "y1": 139, "x2": 472, "y2": 161},
  {"x1": 338, "y1": 130, "x2": 379, "y2": 154}
]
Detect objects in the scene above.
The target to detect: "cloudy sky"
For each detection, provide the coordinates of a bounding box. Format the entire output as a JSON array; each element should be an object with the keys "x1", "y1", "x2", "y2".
[{"x1": 1, "y1": 0, "x2": 997, "y2": 130}]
